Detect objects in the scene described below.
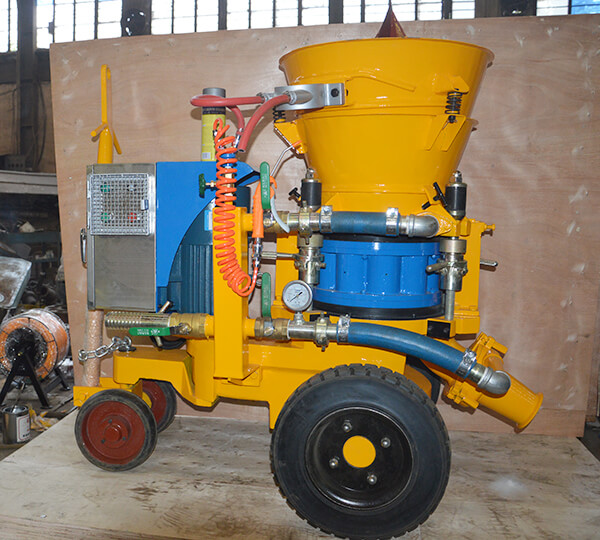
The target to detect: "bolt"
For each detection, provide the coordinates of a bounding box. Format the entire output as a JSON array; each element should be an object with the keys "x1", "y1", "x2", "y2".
[
  {"x1": 367, "y1": 474, "x2": 378, "y2": 485},
  {"x1": 101, "y1": 439, "x2": 105, "y2": 444},
  {"x1": 329, "y1": 457, "x2": 340, "y2": 469},
  {"x1": 381, "y1": 437, "x2": 391, "y2": 448},
  {"x1": 342, "y1": 421, "x2": 352, "y2": 433}
]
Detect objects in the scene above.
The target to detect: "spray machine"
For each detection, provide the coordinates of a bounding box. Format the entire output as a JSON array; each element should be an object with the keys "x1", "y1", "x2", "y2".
[{"x1": 75, "y1": 37, "x2": 543, "y2": 539}]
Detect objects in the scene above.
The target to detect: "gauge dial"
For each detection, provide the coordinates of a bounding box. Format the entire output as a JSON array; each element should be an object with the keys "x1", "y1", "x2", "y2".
[{"x1": 282, "y1": 280, "x2": 313, "y2": 312}]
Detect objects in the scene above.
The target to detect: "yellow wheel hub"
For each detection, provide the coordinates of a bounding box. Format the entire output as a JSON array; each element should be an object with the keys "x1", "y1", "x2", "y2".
[{"x1": 342, "y1": 435, "x2": 376, "y2": 469}]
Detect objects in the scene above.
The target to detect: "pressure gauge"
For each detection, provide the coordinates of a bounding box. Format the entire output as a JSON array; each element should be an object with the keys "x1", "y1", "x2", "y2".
[{"x1": 282, "y1": 280, "x2": 313, "y2": 313}]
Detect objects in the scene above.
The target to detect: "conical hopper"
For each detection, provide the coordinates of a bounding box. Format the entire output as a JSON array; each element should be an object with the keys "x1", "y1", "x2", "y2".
[{"x1": 279, "y1": 38, "x2": 493, "y2": 213}]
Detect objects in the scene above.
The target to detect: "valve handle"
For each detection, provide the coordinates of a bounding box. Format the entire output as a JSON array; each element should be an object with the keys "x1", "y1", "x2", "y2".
[
  {"x1": 261, "y1": 272, "x2": 272, "y2": 318},
  {"x1": 422, "y1": 181, "x2": 449, "y2": 210},
  {"x1": 288, "y1": 187, "x2": 301, "y2": 205},
  {"x1": 433, "y1": 182, "x2": 448, "y2": 208},
  {"x1": 260, "y1": 162, "x2": 271, "y2": 211}
]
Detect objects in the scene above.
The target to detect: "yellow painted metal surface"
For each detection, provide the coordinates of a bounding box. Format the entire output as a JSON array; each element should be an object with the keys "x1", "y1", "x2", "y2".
[
  {"x1": 427, "y1": 334, "x2": 543, "y2": 429},
  {"x1": 111, "y1": 348, "x2": 209, "y2": 405},
  {"x1": 201, "y1": 113, "x2": 225, "y2": 161},
  {"x1": 279, "y1": 38, "x2": 493, "y2": 214},
  {"x1": 212, "y1": 206, "x2": 250, "y2": 380},
  {"x1": 73, "y1": 378, "x2": 143, "y2": 407},
  {"x1": 343, "y1": 436, "x2": 376, "y2": 468},
  {"x1": 90, "y1": 64, "x2": 121, "y2": 165}
]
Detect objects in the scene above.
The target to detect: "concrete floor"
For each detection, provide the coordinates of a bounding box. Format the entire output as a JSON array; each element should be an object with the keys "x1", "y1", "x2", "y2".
[{"x1": 0, "y1": 413, "x2": 599, "y2": 540}]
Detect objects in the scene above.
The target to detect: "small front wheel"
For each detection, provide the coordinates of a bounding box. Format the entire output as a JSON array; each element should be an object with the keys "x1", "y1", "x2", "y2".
[
  {"x1": 271, "y1": 364, "x2": 450, "y2": 540},
  {"x1": 142, "y1": 379, "x2": 177, "y2": 432},
  {"x1": 75, "y1": 389, "x2": 157, "y2": 472}
]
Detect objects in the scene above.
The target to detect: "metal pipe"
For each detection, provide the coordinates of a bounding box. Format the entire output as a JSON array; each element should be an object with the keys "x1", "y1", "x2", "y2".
[
  {"x1": 264, "y1": 210, "x2": 439, "y2": 238},
  {"x1": 444, "y1": 290, "x2": 455, "y2": 321},
  {"x1": 82, "y1": 310, "x2": 103, "y2": 387}
]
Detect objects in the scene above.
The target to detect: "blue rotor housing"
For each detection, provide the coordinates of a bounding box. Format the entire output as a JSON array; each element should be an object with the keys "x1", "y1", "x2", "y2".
[{"x1": 313, "y1": 236, "x2": 443, "y2": 320}]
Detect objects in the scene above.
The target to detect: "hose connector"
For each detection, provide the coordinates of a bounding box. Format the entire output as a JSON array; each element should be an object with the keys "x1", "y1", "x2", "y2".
[
  {"x1": 467, "y1": 363, "x2": 512, "y2": 395},
  {"x1": 456, "y1": 348, "x2": 510, "y2": 394}
]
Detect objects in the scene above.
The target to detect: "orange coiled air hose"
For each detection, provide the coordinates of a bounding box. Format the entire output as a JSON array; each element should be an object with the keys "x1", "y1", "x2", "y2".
[{"x1": 213, "y1": 118, "x2": 258, "y2": 297}]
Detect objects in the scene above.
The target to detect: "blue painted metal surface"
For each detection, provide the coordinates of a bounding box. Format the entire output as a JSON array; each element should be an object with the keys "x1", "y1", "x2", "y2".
[
  {"x1": 155, "y1": 161, "x2": 256, "y2": 312},
  {"x1": 157, "y1": 208, "x2": 214, "y2": 314},
  {"x1": 314, "y1": 238, "x2": 441, "y2": 310}
]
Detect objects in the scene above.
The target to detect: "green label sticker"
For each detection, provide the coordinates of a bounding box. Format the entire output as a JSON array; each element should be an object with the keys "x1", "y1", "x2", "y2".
[{"x1": 129, "y1": 327, "x2": 171, "y2": 337}]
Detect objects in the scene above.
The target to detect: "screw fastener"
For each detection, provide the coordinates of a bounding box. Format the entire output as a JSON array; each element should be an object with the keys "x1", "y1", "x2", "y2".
[
  {"x1": 342, "y1": 421, "x2": 352, "y2": 433},
  {"x1": 329, "y1": 457, "x2": 340, "y2": 469},
  {"x1": 381, "y1": 437, "x2": 391, "y2": 448},
  {"x1": 367, "y1": 474, "x2": 378, "y2": 485}
]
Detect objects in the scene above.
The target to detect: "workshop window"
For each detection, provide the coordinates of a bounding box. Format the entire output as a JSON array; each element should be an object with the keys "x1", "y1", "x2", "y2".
[
  {"x1": 0, "y1": 0, "x2": 17, "y2": 53},
  {"x1": 151, "y1": 0, "x2": 220, "y2": 34},
  {"x1": 450, "y1": 0, "x2": 475, "y2": 18},
  {"x1": 36, "y1": 0, "x2": 122, "y2": 49},
  {"x1": 2, "y1": 0, "x2": 596, "y2": 51},
  {"x1": 538, "y1": 0, "x2": 600, "y2": 14}
]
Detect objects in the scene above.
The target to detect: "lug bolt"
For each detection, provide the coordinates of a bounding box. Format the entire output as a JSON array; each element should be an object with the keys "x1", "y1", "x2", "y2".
[
  {"x1": 342, "y1": 421, "x2": 352, "y2": 433},
  {"x1": 367, "y1": 474, "x2": 378, "y2": 485},
  {"x1": 381, "y1": 437, "x2": 391, "y2": 448},
  {"x1": 329, "y1": 457, "x2": 340, "y2": 469}
]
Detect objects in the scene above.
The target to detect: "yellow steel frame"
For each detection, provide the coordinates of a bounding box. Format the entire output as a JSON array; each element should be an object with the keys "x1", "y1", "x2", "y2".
[{"x1": 74, "y1": 205, "x2": 541, "y2": 430}]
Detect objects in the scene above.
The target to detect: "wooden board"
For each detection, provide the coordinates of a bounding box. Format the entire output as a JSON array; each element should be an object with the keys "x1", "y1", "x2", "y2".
[
  {"x1": 50, "y1": 14, "x2": 600, "y2": 436},
  {"x1": 0, "y1": 414, "x2": 599, "y2": 539}
]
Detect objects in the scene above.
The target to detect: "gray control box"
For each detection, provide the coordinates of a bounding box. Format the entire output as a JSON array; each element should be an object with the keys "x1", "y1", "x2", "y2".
[{"x1": 86, "y1": 163, "x2": 156, "y2": 311}]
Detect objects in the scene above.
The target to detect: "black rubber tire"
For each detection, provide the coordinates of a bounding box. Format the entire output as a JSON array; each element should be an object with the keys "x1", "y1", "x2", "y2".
[
  {"x1": 75, "y1": 389, "x2": 158, "y2": 472},
  {"x1": 271, "y1": 364, "x2": 450, "y2": 540},
  {"x1": 142, "y1": 379, "x2": 178, "y2": 432}
]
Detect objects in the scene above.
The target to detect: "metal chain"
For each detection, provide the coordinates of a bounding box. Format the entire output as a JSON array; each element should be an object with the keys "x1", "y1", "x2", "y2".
[{"x1": 78, "y1": 336, "x2": 132, "y2": 363}]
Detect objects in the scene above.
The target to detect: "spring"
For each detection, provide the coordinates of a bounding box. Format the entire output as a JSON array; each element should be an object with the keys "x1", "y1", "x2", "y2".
[
  {"x1": 273, "y1": 108, "x2": 285, "y2": 123},
  {"x1": 445, "y1": 90, "x2": 464, "y2": 123},
  {"x1": 213, "y1": 119, "x2": 257, "y2": 297}
]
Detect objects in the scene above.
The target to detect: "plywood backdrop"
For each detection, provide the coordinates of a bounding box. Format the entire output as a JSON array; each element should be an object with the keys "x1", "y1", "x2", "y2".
[{"x1": 50, "y1": 14, "x2": 599, "y2": 436}]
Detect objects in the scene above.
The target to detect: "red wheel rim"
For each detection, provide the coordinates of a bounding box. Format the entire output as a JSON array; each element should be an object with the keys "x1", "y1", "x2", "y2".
[
  {"x1": 80, "y1": 401, "x2": 146, "y2": 465},
  {"x1": 142, "y1": 380, "x2": 167, "y2": 426}
]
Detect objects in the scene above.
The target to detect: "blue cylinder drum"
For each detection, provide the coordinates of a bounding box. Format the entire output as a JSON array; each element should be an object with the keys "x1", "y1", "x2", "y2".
[{"x1": 313, "y1": 236, "x2": 443, "y2": 320}]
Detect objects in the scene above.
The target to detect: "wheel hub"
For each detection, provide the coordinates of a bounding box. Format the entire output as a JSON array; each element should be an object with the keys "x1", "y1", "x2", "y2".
[
  {"x1": 305, "y1": 407, "x2": 413, "y2": 509},
  {"x1": 101, "y1": 416, "x2": 130, "y2": 446},
  {"x1": 81, "y1": 402, "x2": 145, "y2": 464}
]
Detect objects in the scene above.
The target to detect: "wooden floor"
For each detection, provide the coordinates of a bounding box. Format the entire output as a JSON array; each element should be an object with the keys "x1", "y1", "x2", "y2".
[{"x1": 0, "y1": 414, "x2": 599, "y2": 540}]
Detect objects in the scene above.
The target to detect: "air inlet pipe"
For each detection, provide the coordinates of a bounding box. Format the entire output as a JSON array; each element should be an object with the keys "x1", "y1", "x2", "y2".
[
  {"x1": 328, "y1": 211, "x2": 439, "y2": 238},
  {"x1": 344, "y1": 322, "x2": 511, "y2": 395},
  {"x1": 276, "y1": 210, "x2": 440, "y2": 238}
]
